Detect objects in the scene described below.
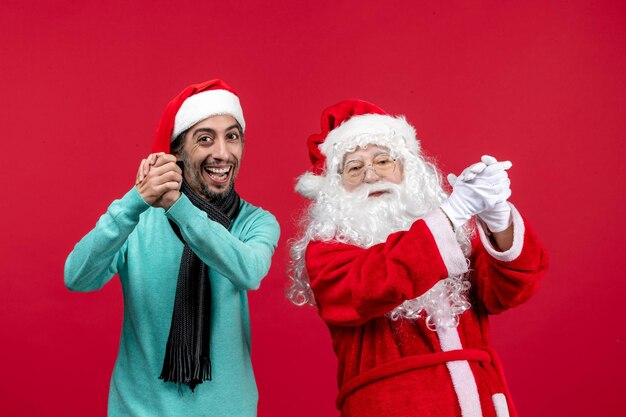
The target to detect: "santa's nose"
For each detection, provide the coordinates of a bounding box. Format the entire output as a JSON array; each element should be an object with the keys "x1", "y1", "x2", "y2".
[{"x1": 363, "y1": 167, "x2": 380, "y2": 183}]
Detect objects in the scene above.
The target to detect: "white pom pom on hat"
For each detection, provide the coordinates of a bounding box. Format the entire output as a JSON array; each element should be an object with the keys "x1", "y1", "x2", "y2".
[{"x1": 295, "y1": 171, "x2": 326, "y2": 200}]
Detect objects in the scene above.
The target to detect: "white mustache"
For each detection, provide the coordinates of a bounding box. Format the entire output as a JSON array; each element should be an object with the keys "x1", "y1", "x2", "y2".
[{"x1": 348, "y1": 182, "x2": 402, "y2": 200}]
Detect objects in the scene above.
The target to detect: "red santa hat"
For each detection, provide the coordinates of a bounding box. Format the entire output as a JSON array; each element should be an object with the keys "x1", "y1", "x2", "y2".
[
  {"x1": 296, "y1": 99, "x2": 421, "y2": 199},
  {"x1": 152, "y1": 79, "x2": 245, "y2": 153}
]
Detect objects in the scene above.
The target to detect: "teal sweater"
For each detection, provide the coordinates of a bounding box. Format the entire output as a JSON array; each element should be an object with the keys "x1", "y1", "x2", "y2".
[{"x1": 65, "y1": 187, "x2": 280, "y2": 417}]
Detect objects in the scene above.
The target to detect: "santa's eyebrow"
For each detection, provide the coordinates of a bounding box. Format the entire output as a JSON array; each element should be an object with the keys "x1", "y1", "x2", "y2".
[
  {"x1": 373, "y1": 151, "x2": 392, "y2": 158},
  {"x1": 344, "y1": 151, "x2": 391, "y2": 164}
]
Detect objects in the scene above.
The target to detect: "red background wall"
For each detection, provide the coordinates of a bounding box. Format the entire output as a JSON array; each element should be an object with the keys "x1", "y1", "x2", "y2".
[{"x1": 1, "y1": 1, "x2": 625, "y2": 415}]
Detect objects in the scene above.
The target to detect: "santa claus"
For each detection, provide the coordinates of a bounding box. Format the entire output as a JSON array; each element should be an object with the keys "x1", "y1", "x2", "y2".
[{"x1": 288, "y1": 99, "x2": 547, "y2": 417}]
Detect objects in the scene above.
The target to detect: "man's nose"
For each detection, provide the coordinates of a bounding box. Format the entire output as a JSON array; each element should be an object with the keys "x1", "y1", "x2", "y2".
[
  {"x1": 212, "y1": 137, "x2": 229, "y2": 160},
  {"x1": 363, "y1": 166, "x2": 380, "y2": 183}
]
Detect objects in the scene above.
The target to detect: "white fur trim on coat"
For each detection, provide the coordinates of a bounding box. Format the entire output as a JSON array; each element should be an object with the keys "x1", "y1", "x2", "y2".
[
  {"x1": 437, "y1": 327, "x2": 484, "y2": 417},
  {"x1": 423, "y1": 209, "x2": 469, "y2": 276},
  {"x1": 492, "y1": 393, "x2": 510, "y2": 417},
  {"x1": 477, "y1": 203, "x2": 524, "y2": 262}
]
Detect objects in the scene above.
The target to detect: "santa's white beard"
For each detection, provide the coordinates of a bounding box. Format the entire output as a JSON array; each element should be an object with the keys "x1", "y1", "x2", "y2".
[
  {"x1": 289, "y1": 175, "x2": 473, "y2": 330},
  {"x1": 313, "y1": 181, "x2": 419, "y2": 248}
]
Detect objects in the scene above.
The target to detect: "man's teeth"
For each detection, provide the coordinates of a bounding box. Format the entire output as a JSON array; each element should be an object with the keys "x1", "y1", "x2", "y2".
[{"x1": 205, "y1": 167, "x2": 230, "y2": 174}]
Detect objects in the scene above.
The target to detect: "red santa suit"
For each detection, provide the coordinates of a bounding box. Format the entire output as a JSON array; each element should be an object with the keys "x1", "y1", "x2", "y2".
[{"x1": 305, "y1": 205, "x2": 548, "y2": 417}]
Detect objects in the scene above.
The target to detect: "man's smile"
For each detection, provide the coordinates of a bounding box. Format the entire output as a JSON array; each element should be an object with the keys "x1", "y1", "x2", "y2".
[{"x1": 204, "y1": 165, "x2": 232, "y2": 183}]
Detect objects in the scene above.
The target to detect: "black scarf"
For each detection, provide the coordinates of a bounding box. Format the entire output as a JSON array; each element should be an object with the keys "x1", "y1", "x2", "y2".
[{"x1": 159, "y1": 179, "x2": 240, "y2": 392}]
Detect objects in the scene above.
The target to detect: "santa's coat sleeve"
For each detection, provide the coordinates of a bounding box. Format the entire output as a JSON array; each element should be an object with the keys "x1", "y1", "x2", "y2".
[
  {"x1": 306, "y1": 209, "x2": 468, "y2": 326},
  {"x1": 471, "y1": 204, "x2": 548, "y2": 314}
]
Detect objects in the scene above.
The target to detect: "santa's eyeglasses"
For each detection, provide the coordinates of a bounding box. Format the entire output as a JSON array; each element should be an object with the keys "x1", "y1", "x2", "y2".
[{"x1": 339, "y1": 154, "x2": 397, "y2": 185}]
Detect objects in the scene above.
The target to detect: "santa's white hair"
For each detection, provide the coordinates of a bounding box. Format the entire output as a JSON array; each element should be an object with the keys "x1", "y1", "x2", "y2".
[{"x1": 288, "y1": 113, "x2": 474, "y2": 331}]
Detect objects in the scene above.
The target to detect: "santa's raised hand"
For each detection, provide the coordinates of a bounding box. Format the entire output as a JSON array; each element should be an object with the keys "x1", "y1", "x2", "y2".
[
  {"x1": 474, "y1": 155, "x2": 513, "y2": 232},
  {"x1": 440, "y1": 155, "x2": 512, "y2": 230}
]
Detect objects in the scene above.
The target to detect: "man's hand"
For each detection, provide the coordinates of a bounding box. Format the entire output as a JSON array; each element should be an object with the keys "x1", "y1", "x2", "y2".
[
  {"x1": 135, "y1": 152, "x2": 165, "y2": 184},
  {"x1": 136, "y1": 153, "x2": 182, "y2": 210},
  {"x1": 440, "y1": 155, "x2": 512, "y2": 229}
]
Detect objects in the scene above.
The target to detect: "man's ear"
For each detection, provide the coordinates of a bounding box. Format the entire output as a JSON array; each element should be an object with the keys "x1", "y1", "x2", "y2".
[
  {"x1": 170, "y1": 149, "x2": 183, "y2": 161},
  {"x1": 170, "y1": 131, "x2": 187, "y2": 162}
]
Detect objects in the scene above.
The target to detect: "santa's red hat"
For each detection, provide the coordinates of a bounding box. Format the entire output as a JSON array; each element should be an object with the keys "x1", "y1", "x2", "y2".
[
  {"x1": 296, "y1": 99, "x2": 420, "y2": 199},
  {"x1": 152, "y1": 79, "x2": 245, "y2": 153}
]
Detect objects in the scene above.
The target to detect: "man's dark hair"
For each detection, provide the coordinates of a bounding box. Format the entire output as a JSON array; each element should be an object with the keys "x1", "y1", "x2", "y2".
[{"x1": 170, "y1": 131, "x2": 186, "y2": 156}]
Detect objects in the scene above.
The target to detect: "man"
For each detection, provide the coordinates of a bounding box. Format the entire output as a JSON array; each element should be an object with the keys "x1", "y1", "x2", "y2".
[
  {"x1": 288, "y1": 100, "x2": 547, "y2": 417},
  {"x1": 65, "y1": 79, "x2": 280, "y2": 416}
]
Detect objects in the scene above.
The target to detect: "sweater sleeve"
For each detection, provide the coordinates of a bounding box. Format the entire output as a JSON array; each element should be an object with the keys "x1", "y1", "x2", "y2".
[
  {"x1": 471, "y1": 204, "x2": 549, "y2": 314},
  {"x1": 306, "y1": 209, "x2": 468, "y2": 327},
  {"x1": 64, "y1": 187, "x2": 150, "y2": 292},
  {"x1": 165, "y1": 195, "x2": 280, "y2": 291}
]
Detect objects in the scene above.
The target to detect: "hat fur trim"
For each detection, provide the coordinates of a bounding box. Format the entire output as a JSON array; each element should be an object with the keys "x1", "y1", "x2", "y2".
[
  {"x1": 319, "y1": 113, "x2": 420, "y2": 175},
  {"x1": 173, "y1": 89, "x2": 245, "y2": 140}
]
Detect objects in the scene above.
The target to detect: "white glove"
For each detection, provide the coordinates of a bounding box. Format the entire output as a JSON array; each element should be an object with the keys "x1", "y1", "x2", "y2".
[
  {"x1": 440, "y1": 155, "x2": 512, "y2": 229},
  {"x1": 476, "y1": 155, "x2": 513, "y2": 232}
]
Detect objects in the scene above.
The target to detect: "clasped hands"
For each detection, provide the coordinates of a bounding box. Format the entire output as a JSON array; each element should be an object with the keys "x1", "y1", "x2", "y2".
[
  {"x1": 440, "y1": 155, "x2": 513, "y2": 233},
  {"x1": 135, "y1": 153, "x2": 182, "y2": 210}
]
